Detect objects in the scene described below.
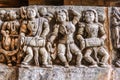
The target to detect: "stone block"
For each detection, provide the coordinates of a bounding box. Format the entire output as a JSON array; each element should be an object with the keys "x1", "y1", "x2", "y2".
[
  {"x1": 0, "y1": 64, "x2": 17, "y2": 80},
  {"x1": 18, "y1": 66, "x2": 112, "y2": 80}
]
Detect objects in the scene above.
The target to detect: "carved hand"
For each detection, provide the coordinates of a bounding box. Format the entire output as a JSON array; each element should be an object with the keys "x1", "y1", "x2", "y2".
[
  {"x1": 80, "y1": 40, "x2": 85, "y2": 50},
  {"x1": 47, "y1": 42, "x2": 52, "y2": 52}
]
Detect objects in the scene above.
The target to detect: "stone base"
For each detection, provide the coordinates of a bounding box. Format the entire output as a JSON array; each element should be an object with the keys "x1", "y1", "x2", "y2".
[
  {"x1": 0, "y1": 64, "x2": 17, "y2": 80},
  {"x1": 112, "y1": 68, "x2": 120, "y2": 80},
  {"x1": 18, "y1": 66, "x2": 112, "y2": 80},
  {"x1": 0, "y1": 64, "x2": 113, "y2": 80}
]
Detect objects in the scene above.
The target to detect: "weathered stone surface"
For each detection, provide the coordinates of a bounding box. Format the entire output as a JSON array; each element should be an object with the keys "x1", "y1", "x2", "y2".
[
  {"x1": 0, "y1": 64, "x2": 17, "y2": 80},
  {"x1": 18, "y1": 66, "x2": 112, "y2": 80},
  {"x1": 112, "y1": 68, "x2": 120, "y2": 80}
]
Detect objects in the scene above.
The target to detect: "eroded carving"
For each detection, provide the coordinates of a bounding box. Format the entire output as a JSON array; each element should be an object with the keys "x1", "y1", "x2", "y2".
[
  {"x1": 47, "y1": 9, "x2": 84, "y2": 68},
  {"x1": 0, "y1": 6, "x2": 109, "y2": 68},
  {"x1": 111, "y1": 7, "x2": 120, "y2": 67},
  {"x1": 77, "y1": 9, "x2": 109, "y2": 67},
  {"x1": 20, "y1": 7, "x2": 52, "y2": 67}
]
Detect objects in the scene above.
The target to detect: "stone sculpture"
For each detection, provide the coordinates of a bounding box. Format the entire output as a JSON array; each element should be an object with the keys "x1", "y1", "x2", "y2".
[
  {"x1": 47, "y1": 9, "x2": 84, "y2": 68},
  {"x1": 20, "y1": 7, "x2": 52, "y2": 67},
  {"x1": 111, "y1": 7, "x2": 120, "y2": 67},
  {"x1": 111, "y1": 7, "x2": 120, "y2": 49},
  {"x1": 0, "y1": 6, "x2": 110, "y2": 68},
  {"x1": 77, "y1": 9, "x2": 109, "y2": 67},
  {"x1": 0, "y1": 10, "x2": 19, "y2": 66}
]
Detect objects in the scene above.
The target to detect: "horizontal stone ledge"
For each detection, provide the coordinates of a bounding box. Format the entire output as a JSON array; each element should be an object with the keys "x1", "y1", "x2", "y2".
[
  {"x1": 18, "y1": 66, "x2": 112, "y2": 80},
  {"x1": 2, "y1": 64, "x2": 120, "y2": 80}
]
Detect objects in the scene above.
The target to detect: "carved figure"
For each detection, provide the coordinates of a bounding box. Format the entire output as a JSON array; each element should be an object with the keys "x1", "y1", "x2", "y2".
[
  {"x1": 111, "y1": 7, "x2": 120, "y2": 48},
  {"x1": 0, "y1": 10, "x2": 19, "y2": 66},
  {"x1": 20, "y1": 7, "x2": 52, "y2": 67},
  {"x1": 47, "y1": 9, "x2": 84, "y2": 68},
  {"x1": 77, "y1": 9, "x2": 109, "y2": 67}
]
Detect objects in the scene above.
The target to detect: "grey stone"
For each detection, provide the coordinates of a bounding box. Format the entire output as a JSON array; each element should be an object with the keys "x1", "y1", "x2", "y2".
[
  {"x1": 0, "y1": 64, "x2": 17, "y2": 80},
  {"x1": 112, "y1": 68, "x2": 120, "y2": 80},
  {"x1": 18, "y1": 66, "x2": 112, "y2": 80}
]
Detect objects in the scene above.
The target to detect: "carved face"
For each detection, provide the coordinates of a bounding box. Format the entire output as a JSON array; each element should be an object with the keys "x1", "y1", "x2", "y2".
[
  {"x1": 27, "y1": 8, "x2": 36, "y2": 19},
  {"x1": 39, "y1": 7, "x2": 47, "y2": 16},
  {"x1": 56, "y1": 11, "x2": 67, "y2": 23},
  {"x1": 0, "y1": 10, "x2": 6, "y2": 20},
  {"x1": 5, "y1": 10, "x2": 17, "y2": 20},
  {"x1": 84, "y1": 11, "x2": 95, "y2": 23}
]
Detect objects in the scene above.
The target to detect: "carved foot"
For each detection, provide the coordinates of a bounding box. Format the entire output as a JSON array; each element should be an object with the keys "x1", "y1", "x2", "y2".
[
  {"x1": 20, "y1": 64, "x2": 31, "y2": 68},
  {"x1": 89, "y1": 64, "x2": 98, "y2": 67},
  {"x1": 76, "y1": 64, "x2": 87, "y2": 68},
  {"x1": 64, "y1": 62, "x2": 69, "y2": 68},
  {"x1": 7, "y1": 63, "x2": 12, "y2": 67},
  {"x1": 100, "y1": 64, "x2": 110, "y2": 68},
  {"x1": 42, "y1": 64, "x2": 52, "y2": 68},
  {"x1": 99, "y1": 63, "x2": 110, "y2": 68},
  {"x1": 20, "y1": 62, "x2": 31, "y2": 68}
]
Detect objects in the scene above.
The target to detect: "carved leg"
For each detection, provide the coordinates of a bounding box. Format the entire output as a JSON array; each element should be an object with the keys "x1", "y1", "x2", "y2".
[
  {"x1": 58, "y1": 43, "x2": 69, "y2": 68},
  {"x1": 33, "y1": 47, "x2": 39, "y2": 66},
  {"x1": 98, "y1": 47, "x2": 109, "y2": 67},
  {"x1": 47, "y1": 52, "x2": 52, "y2": 65},
  {"x1": 69, "y1": 43, "x2": 84, "y2": 67},
  {"x1": 11, "y1": 38, "x2": 15, "y2": 50},
  {"x1": 22, "y1": 47, "x2": 33, "y2": 65},
  {"x1": 16, "y1": 51, "x2": 23, "y2": 66},
  {"x1": 5, "y1": 55, "x2": 12, "y2": 66},
  {"x1": 114, "y1": 27, "x2": 120, "y2": 48},
  {"x1": 39, "y1": 47, "x2": 52, "y2": 68},
  {"x1": 84, "y1": 48, "x2": 97, "y2": 67},
  {"x1": 14, "y1": 38, "x2": 18, "y2": 49}
]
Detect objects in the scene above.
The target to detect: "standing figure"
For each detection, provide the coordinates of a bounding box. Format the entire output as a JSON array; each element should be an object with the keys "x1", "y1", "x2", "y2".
[
  {"x1": 38, "y1": 7, "x2": 53, "y2": 65},
  {"x1": 20, "y1": 7, "x2": 51, "y2": 67},
  {"x1": 0, "y1": 10, "x2": 6, "y2": 63},
  {"x1": 77, "y1": 9, "x2": 109, "y2": 67},
  {"x1": 1, "y1": 10, "x2": 19, "y2": 66},
  {"x1": 1, "y1": 10, "x2": 20, "y2": 50},
  {"x1": 111, "y1": 7, "x2": 120, "y2": 48},
  {"x1": 16, "y1": 7, "x2": 28, "y2": 66},
  {"x1": 47, "y1": 9, "x2": 84, "y2": 68}
]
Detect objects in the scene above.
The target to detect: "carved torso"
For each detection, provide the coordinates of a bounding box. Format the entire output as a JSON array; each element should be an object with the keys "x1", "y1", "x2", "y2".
[
  {"x1": 58, "y1": 22, "x2": 75, "y2": 43},
  {"x1": 85, "y1": 23, "x2": 99, "y2": 38}
]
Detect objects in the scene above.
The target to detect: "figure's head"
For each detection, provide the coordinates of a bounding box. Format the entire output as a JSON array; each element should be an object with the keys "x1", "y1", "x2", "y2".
[
  {"x1": 27, "y1": 7, "x2": 37, "y2": 19},
  {"x1": 55, "y1": 9, "x2": 68, "y2": 23},
  {"x1": 5, "y1": 10, "x2": 17, "y2": 20},
  {"x1": 83, "y1": 9, "x2": 98, "y2": 23},
  {"x1": 0, "y1": 10, "x2": 6, "y2": 20},
  {"x1": 39, "y1": 7, "x2": 47, "y2": 16}
]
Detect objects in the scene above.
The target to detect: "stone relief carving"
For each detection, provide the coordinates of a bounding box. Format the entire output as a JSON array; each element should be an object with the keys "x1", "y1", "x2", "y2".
[
  {"x1": 0, "y1": 6, "x2": 110, "y2": 68},
  {"x1": 111, "y1": 7, "x2": 120, "y2": 49},
  {"x1": 0, "y1": 10, "x2": 19, "y2": 66},
  {"x1": 47, "y1": 9, "x2": 84, "y2": 68},
  {"x1": 77, "y1": 9, "x2": 109, "y2": 67},
  {"x1": 111, "y1": 7, "x2": 120, "y2": 67}
]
